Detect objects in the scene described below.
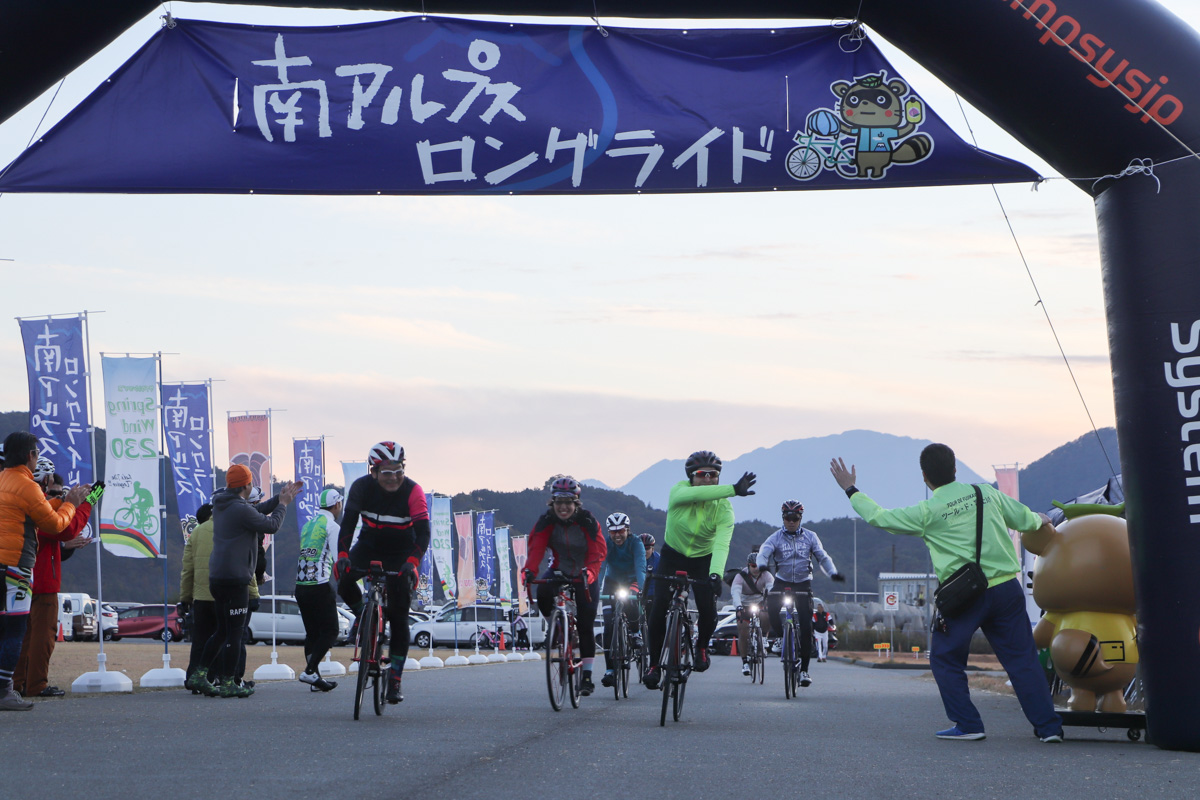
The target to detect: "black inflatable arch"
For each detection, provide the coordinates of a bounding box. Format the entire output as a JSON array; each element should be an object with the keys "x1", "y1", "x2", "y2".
[{"x1": 5, "y1": 0, "x2": 1200, "y2": 751}]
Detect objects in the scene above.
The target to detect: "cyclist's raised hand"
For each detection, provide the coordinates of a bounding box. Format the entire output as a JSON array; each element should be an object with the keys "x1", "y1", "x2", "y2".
[
  {"x1": 64, "y1": 484, "x2": 89, "y2": 506},
  {"x1": 732, "y1": 471, "x2": 757, "y2": 496}
]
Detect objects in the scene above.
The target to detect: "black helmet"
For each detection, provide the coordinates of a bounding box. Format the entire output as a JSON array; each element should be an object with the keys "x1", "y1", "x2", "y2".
[
  {"x1": 638, "y1": 533, "x2": 655, "y2": 549},
  {"x1": 781, "y1": 500, "x2": 804, "y2": 518},
  {"x1": 684, "y1": 450, "x2": 722, "y2": 478}
]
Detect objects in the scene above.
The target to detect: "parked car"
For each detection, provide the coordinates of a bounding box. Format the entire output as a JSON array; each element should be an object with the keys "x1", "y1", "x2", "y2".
[
  {"x1": 410, "y1": 602, "x2": 548, "y2": 649},
  {"x1": 57, "y1": 593, "x2": 97, "y2": 641},
  {"x1": 249, "y1": 594, "x2": 351, "y2": 645},
  {"x1": 98, "y1": 603, "x2": 121, "y2": 641},
  {"x1": 117, "y1": 604, "x2": 183, "y2": 641}
]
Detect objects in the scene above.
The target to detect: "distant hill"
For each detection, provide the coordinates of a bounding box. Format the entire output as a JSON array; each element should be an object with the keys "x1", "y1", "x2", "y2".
[
  {"x1": 1016, "y1": 427, "x2": 1121, "y2": 514},
  {"x1": 619, "y1": 430, "x2": 987, "y2": 523}
]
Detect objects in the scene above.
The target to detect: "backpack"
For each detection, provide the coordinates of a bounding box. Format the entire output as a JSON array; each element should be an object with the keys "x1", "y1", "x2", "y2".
[{"x1": 723, "y1": 568, "x2": 741, "y2": 587}]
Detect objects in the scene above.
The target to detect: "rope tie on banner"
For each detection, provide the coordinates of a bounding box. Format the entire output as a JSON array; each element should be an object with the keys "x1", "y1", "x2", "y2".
[
  {"x1": 1092, "y1": 158, "x2": 1162, "y2": 194},
  {"x1": 832, "y1": 19, "x2": 865, "y2": 53},
  {"x1": 161, "y1": 11, "x2": 176, "y2": 30},
  {"x1": 591, "y1": 0, "x2": 609, "y2": 38}
]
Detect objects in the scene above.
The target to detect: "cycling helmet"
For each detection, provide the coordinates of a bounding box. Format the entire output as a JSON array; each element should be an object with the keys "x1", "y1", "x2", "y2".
[
  {"x1": 747, "y1": 551, "x2": 759, "y2": 566},
  {"x1": 781, "y1": 500, "x2": 804, "y2": 517},
  {"x1": 638, "y1": 533, "x2": 655, "y2": 549},
  {"x1": 33, "y1": 455, "x2": 55, "y2": 482},
  {"x1": 367, "y1": 441, "x2": 405, "y2": 466},
  {"x1": 684, "y1": 450, "x2": 722, "y2": 478},
  {"x1": 606, "y1": 512, "x2": 631, "y2": 530},
  {"x1": 549, "y1": 476, "x2": 581, "y2": 500},
  {"x1": 248, "y1": 486, "x2": 265, "y2": 504}
]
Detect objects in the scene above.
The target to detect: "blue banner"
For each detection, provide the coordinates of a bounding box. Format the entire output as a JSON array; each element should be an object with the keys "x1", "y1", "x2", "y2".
[
  {"x1": 18, "y1": 316, "x2": 94, "y2": 486},
  {"x1": 161, "y1": 382, "x2": 212, "y2": 535},
  {"x1": 0, "y1": 18, "x2": 1037, "y2": 195},
  {"x1": 293, "y1": 437, "x2": 323, "y2": 532},
  {"x1": 475, "y1": 510, "x2": 496, "y2": 601}
]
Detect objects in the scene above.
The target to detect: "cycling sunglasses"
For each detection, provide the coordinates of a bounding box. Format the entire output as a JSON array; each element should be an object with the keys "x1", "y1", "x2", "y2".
[
  {"x1": 692, "y1": 469, "x2": 720, "y2": 478},
  {"x1": 782, "y1": 512, "x2": 802, "y2": 521},
  {"x1": 378, "y1": 467, "x2": 405, "y2": 477}
]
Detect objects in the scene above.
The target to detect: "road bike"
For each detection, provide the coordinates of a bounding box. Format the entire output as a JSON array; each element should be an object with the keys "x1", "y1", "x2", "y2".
[
  {"x1": 785, "y1": 130, "x2": 858, "y2": 181},
  {"x1": 739, "y1": 604, "x2": 766, "y2": 685},
  {"x1": 530, "y1": 572, "x2": 586, "y2": 712},
  {"x1": 351, "y1": 561, "x2": 401, "y2": 720},
  {"x1": 470, "y1": 625, "x2": 509, "y2": 650},
  {"x1": 655, "y1": 572, "x2": 707, "y2": 726},
  {"x1": 772, "y1": 588, "x2": 812, "y2": 699},
  {"x1": 602, "y1": 588, "x2": 642, "y2": 700}
]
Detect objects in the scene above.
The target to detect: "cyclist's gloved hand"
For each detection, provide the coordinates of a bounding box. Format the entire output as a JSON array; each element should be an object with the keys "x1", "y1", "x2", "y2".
[
  {"x1": 582, "y1": 568, "x2": 595, "y2": 586},
  {"x1": 831, "y1": 572, "x2": 847, "y2": 583},
  {"x1": 401, "y1": 560, "x2": 419, "y2": 590},
  {"x1": 85, "y1": 481, "x2": 106, "y2": 505},
  {"x1": 732, "y1": 471, "x2": 757, "y2": 496},
  {"x1": 709, "y1": 573, "x2": 723, "y2": 596},
  {"x1": 629, "y1": 583, "x2": 639, "y2": 595},
  {"x1": 177, "y1": 601, "x2": 190, "y2": 616},
  {"x1": 336, "y1": 553, "x2": 352, "y2": 579}
]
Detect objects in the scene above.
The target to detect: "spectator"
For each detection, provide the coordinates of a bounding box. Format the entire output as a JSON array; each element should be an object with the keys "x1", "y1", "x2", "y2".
[
  {"x1": 0, "y1": 432, "x2": 87, "y2": 710},
  {"x1": 295, "y1": 488, "x2": 343, "y2": 692},
  {"x1": 187, "y1": 466, "x2": 300, "y2": 699},
  {"x1": 13, "y1": 473, "x2": 96, "y2": 697},
  {"x1": 179, "y1": 503, "x2": 215, "y2": 687},
  {"x1": 831, "y1": 444, "x2": 1064, "y2": 742}
]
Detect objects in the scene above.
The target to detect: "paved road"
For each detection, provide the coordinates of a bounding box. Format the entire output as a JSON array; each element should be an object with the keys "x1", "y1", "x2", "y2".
[{"x1": 4, "y1": 656, "x2": 1196, "y2": 799}]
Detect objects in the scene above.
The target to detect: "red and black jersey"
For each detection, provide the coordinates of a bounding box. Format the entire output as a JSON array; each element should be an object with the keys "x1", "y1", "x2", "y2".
[
  {"x1": 526, "y1": 508, "x2": 606, "y2": 580},
  {"x1": 337, "y1": 474, "x2": 430, "y2": 566}
]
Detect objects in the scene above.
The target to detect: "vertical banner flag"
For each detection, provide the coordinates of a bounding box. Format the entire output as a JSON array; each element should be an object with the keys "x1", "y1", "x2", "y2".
[
  {"x1": 454, "y1": 511, "x2": 477, "y2": 608},
  {"x1": 475, "y1": 510, "x2": 496, "y2": 601},
  {"x1": 430, "y1": 495, "x2": 455, "y2": 600},
  {"x1": 341, "y1": 460, "x2": 368, "y2": 550},
  {"x1": 512, "y1": 535, "x2": 528, "y2": 615},
  {"x1": 99, "y1": 356, "x2": 162, "y2": 557},
  {"x1": 293, "y1": 437, "x2": 323, "y2": 531},
  {"x1": 19, "y1": 316, "x2": 94, "y2": 485},
  {"x1": 994, "y1": 465, "x2": 1039, "y2": 624},
  {"x1": 162, "y1": 382, "x2": 213, "y2": 536},
  {"x1": 417, "y1": 492, "x2": 435, "y2": 606},
  {"x1": 228, "y1": 413, "x2": 270, "y2": 489},
  {"x1": 495, "y1": 525, "x2": 513, "y2": 607}
]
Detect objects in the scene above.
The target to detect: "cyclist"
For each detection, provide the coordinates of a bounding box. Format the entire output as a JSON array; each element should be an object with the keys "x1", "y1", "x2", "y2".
[
  {"x1": 757, "y1": 500, "x2": 845, "y2": 688},
  {"x1": 731, "y1": 549, "x2": 774, "y2": 676},
  {"x1": 598, "y1": 511, "x2": 646, "y2": 688},
  {"x1": 295, "y1": 488, "x2": 343, "y2": 692},
  {"x1": 124, "y1": 480, "x2": 154, "y2": 527},
  {"x1": 638, "y1": 533, "x2": 659, "y2": 609},
  {"x1": 522, "y1": 477, "x2": 606, "y2": 697},
  {"x1": 644, "y1": 451, "x2": 756, "y2": 690},
  {"x1": 335, "y1": 442, "x2": 429, "y2": 705}
]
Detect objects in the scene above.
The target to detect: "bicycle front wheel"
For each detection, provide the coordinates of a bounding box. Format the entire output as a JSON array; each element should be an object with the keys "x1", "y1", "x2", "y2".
[
  {"x1": 755, "y1": 627, "x2": 766, "y2": 685},
  {"x1": 372, "y1": 608, "x2": 387, "y2": 716},
  {"x1": 612, "y1": 613, "x2": 627, "y2": 701},
  {"x1": 787, "y1": 145, "x2": 822, "y2": 180},
  {"x1": 545, "y1": 610, "x2": 567, "y2": 711},
  {"x1": 782, "y1": 624, "x2": 796, "y2": 699},
  {"x1": 749, "y1": 627, "x2": 761, "y2": 684},
  {"x1": 353, "y1": 598, "x2": 378, "y2": 720},
  {"x1": 673, "y1": 616, "x2": 694, "y2": 722},
  {"x1": 637, "y1": 618, "x2": 650, "y2": 684},
  {"x1": 660, "y1": 610, "x2": 679, "y2": 727}
]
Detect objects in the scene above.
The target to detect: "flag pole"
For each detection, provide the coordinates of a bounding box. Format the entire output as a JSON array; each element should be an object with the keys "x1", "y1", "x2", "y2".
[{"x1": 255, "y1": 408, "x2": 293, "y2": 680}]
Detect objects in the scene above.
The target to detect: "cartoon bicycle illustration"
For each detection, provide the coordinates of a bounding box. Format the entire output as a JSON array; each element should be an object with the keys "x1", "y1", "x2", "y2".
[
  {"x1": 785, "y1": 109, "x2": 859, "y2": 181},
  {"x1": 113, "y1": 481, "x2": 159, "y2": 535}
]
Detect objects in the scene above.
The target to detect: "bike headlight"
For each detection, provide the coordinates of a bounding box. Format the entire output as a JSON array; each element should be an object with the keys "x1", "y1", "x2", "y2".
[
  {"x1": 749, "y1": 605, "x2": 758, "y2": 614},
  {"x1": 617, "y1": 589, "x2": 629, "y2": 600},
  {"x1": 784, "y1": 596, "x2": 793, "y2": 607}
]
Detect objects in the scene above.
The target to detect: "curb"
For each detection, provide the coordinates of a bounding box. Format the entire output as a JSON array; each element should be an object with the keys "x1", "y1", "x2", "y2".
[{"x1": 829, "y1": 656, "x2": 989, "y2": 672}]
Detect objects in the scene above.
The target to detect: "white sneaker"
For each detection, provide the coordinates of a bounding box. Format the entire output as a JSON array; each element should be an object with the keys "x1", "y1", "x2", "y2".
[
  {"x1": 741, "y1": 662, "x2": 751, "y2": 677},
  {"x1": 0, "y1": 688, "x2": 34, "y2": 711},
  {"x1": 799, "y1": 671, "x2": 812, "y2": 687},
  {"x1": 298, "y1": 671, "x2": 320, "y2": 685}
]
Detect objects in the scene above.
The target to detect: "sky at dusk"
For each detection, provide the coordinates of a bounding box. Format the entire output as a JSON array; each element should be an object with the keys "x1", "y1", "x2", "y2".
[{"x1": 3, "y1": 1, "x2": 1196, "y2": 497}]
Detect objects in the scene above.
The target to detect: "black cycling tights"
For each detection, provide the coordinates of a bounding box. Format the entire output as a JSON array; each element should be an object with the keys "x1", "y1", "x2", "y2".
[
  {"x1": 201, "y1": 579, "x2": 250, "y2": 683},
  {"x1": 647, "y1": 545, "x2": 718, "y2": 668}
]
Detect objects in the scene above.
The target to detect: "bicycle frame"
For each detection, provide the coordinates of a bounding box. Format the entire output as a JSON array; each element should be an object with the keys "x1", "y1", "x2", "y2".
[
  {"x1": 530, "y1": 572, "x2": 587, "y2": 711},
  {"x1": 351, "y1": 561, "x2": 401, "y2": 720},
  {"x1": 655, "y1": 571, "x2": 707, "y2": 726}
]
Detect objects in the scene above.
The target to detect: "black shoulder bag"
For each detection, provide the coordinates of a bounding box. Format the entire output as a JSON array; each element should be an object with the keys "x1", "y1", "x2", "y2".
[{"x1": 933, "y1": 485, "x2": 988, "y2": 618}]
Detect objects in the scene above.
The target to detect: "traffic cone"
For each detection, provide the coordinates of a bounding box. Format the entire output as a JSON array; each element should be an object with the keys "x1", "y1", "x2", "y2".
[
  {"x1": 57, "y1": 622, "x2": 64, "y2": 642},
  {"x1": 498, "y1": 632, "x2": 506, "y2": 651},
  {"x1": 730, "y1": 638, "x2": 738, "y2": 657}
]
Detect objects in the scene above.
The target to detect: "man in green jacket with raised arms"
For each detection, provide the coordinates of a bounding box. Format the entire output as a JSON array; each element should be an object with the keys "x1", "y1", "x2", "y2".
[{"x1": 643, "y1": 450, "x2": 755, "y2": 690}]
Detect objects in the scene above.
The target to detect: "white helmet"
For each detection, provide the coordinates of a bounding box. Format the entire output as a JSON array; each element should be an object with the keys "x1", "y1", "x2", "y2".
[
  {"x1": 606, "y1": 512, "x2": 631, "y2": 530},
  {"x1": 367, "y1": 441, "x2": 405, "y2": 467},
  {"x1": 33, "y1": 455, "x2": 55, "y2": 481}
]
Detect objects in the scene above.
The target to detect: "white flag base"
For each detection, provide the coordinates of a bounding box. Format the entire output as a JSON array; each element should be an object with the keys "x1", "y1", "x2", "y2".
[
  {"x1": 254, "y1": 652, "x2": 295, "y2": 681},
  {"x1": 418, "y1": 655, "x2": 445, "y2": 668},
  {"x1": 444, "y1": 654, "x2": 471, "y2": 666},
  {"x1": 140, "y1": 653, "x2": 186, "y2": 687},
  {"x1": 504, "y1": 652, "x2": 525, "y2": 662},
  {"x1": 487, "y1": 652, "x2": 508, "y2": 663},
  {"x1": 521, "y1": 650, "x2": 542, "y2": 660},
  {"x1": 318, "y1": 653, "x2": 346, "y2": 677},
  {"x1": 347, "y1": 661, "x2": 359, "y2": 674},
  {"x1": 467, "y1": 653, "x2": 489, "y2": 664},
  {"x1": 405, "y1": 657, "x2": 421, "y2": 670},
  {"x1": 72, "y1": 652, "x2": 133, "y2": 693}
]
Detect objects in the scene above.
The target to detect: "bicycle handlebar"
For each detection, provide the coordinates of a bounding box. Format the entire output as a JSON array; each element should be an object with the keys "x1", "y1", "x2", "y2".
[{"x1": 527, "y1": 571, "x2": 591, "y2": 604}]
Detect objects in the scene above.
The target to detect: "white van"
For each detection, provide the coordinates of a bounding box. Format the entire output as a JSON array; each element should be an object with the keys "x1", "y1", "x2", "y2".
[{"x1": 57, "y1": 593, "x2": 97, "y2": 641}]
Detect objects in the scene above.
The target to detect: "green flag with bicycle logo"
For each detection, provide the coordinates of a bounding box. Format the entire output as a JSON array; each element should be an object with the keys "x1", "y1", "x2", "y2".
[{"x1": 99, "y1": 355, "x2": 163, "y2": 557}]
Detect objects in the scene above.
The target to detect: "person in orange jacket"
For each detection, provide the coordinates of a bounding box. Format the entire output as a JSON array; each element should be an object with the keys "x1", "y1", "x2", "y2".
[{"x1": 0, "y1": 432, "x2": 89, "y2": 710}]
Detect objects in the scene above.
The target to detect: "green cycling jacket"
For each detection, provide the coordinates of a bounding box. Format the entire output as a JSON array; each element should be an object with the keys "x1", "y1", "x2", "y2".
[{"x1": 663, "y1": 480, "x2": 735, "y2": 576}]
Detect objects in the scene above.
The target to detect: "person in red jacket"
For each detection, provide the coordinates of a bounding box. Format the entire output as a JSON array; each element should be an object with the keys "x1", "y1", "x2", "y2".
[
  {"x1": 522, "y1": 476, "x2": 606, "y2": 696},
  {"x1": 13, "y1": 473, "x2": 97, "y2": 697}
]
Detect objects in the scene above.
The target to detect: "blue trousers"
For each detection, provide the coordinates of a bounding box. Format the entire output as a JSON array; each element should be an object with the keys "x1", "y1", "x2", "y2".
[{"x1": 930, "y1": 578, "x2": 1062, "y2": 738}]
